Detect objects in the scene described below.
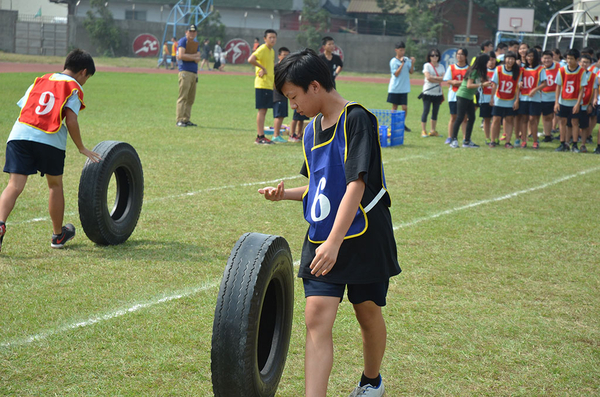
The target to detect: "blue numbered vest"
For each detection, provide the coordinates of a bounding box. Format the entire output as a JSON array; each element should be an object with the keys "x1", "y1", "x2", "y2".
[{"x1": 302, "y1": 102, "x2": 389, "y2": 243}]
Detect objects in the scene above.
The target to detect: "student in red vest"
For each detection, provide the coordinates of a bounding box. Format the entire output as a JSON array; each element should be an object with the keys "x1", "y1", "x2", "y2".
[
  {"x1": 0, "y1": 49, "x2": 101, "y2": 252},
  {"x1": 490, "y1": 51, "x2": 522, "y2": 148},
  {"x1": 554, "y1": 48, "x2": 588, "y2": 152},
  {"x1": 479, "y1": 53, "x2": 498, "y2": 144},
  {"x1": 577, "y1": 54, "x2": 597, "y2": 152},
  {"x1": 442, "y1": 48, "x2": 469, "y2": 144},
  {"x1": 540, "y1": 50, "x2": 560, "y2": 142},
  {"x1": 517, "y1": 48, "x2": 547, "y2": 149}
]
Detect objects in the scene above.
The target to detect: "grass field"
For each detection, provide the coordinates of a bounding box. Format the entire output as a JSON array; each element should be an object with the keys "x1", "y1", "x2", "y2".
[{"x1": 0, "y1": 67, "x2": 599, "y2": 396}]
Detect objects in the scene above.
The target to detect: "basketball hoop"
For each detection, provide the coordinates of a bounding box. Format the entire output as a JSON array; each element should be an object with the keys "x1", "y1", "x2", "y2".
[{"x1": 510, "y1": 17, "x2": 522, "y2": 33}]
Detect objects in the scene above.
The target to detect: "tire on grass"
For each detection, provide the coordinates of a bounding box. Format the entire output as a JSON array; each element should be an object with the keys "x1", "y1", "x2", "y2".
[
  {"x1": 212, "y1": 232, "x2": 294, "y2": 397},
  {"x1": 78, "y1": 141, "x2": 144, "y2": 245}
]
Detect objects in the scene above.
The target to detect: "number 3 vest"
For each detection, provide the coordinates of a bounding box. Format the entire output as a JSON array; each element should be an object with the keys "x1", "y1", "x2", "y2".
[
  {"x1": 18, "y1": 73, "x2": 85, "y2": 133},
  {"x1": 302, "y1": 102, "x2": 389, "y2": 244}
]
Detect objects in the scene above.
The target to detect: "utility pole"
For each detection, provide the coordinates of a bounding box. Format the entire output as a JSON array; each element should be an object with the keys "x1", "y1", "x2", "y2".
[{"x1": 465, "y1": 0, "x2": 473, "y2": 45}]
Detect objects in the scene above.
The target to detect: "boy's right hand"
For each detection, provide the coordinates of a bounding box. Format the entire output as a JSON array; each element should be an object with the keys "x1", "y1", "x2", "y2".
[
  {"x1": 81, "y1": 148, "x2": 102, "y2": 163},
  {"x1": 258, "y1": 181, "x2": 284, "y2": 201}
]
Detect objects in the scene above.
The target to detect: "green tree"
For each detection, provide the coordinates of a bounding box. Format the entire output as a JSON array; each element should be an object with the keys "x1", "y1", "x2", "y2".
[
  {"x1": 83, "y1": 0, "x2": 122, "y2": 57},
  {"x1": 403, "y1": 0, "x2": 444, "y2": 68},
  {"x1": 376, "y1": 0, "x2": 406, "y2": 35},
  {"x1": 197, "y1": 9, "x2": 226, "y2": 44},
  {"x1": 296, "y1": 0, "x2": 330, "y2": 51}
]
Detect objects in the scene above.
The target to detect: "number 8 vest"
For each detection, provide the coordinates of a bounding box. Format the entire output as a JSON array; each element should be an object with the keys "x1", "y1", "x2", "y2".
[
  {"x1": 18, "y1": 73, "x2": 85, "y2": 133},
  {"x1": 302, "y1": 102, "x2": 389, "y2": 244}
]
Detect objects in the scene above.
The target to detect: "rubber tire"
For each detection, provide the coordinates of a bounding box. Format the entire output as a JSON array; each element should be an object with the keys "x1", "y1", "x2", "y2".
[
  {"x1": 78, "y1": 141, "x2": 144, "y2": 245},
  {"x1": 212, "y1": 232, "x2": 294, "y2": 397}
]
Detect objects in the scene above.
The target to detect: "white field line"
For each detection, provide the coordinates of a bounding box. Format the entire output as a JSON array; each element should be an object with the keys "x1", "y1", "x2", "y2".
[{"x1": 3, "y1": 165, "x2": 597, "y2": 348}]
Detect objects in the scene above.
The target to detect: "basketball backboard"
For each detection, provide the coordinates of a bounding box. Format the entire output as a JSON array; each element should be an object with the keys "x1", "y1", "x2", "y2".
[{"x1": 498, "y1": 8, "x2": 535, "y2": 32}]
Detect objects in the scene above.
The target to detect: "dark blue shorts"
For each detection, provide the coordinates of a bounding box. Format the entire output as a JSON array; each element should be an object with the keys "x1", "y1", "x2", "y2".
[
  {"x1": 518, "y1": 101, "x2": 542, "y2": 116},
  {"x1": 479, "y1": 103, "x2": 493, "y2": 118},
  {"x1": 293, "y1": 109, "x2": 309, "y2": 121},
  {"x1": 272, "y1": 100, "x2": 288, "y2": 118},
  {"x1": 448, "y1": 101, "x2": 458, "y2": 115},
  {"x1": 541, "y1": 102, "x2": 555, "y2": 116},
  {"x1": 387, "y1": 92, "x2": 408, "y2": 106},
  {"x1": 255, "y1": 88, "x2": 273, "y2": 109},
  {"x1": 557, "y1": 104, "x2": 578, "y2": 120},
  {"x1": 4, "y1": 140, "x2": 65, "y2": 176},
  {"x1": 303, "y1": 278, "x2": 389, "y2": 307},
  {"x1": 492, "y1": 106, "x2": 516, "y2": 118},
  {"x1": 579, "y1": 109, "x2": 590, "y2": 129}
]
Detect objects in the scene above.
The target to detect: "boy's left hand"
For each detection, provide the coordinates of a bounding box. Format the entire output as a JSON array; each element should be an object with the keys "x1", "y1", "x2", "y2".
[{"x1": 310, "y1": 239, "x2": 341, "y2": 277}]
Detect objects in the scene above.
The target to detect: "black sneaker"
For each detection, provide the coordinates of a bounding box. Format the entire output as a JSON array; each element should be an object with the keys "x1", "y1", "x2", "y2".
[
  {"x1": 586, "y1": 136, "x2": 593, "y2": 144},
  {"x1": 594, "y1": 146, "x2": 600, "y2": 154},
  {"x1": 0, "y1": 222, "x2": 5, "y2": 252},
  {"x1": 555, "y1": 143, "x2": 569, "y2": 152},
  {"x1": 571, "y1": 143, "x2": 580, "y2": 153},
  {"x1": 185, "y1": 121, "x2": 197, "y2": 127},
  {"x1": 404, "y1": 125, "x2": 412, "y2": 132},
  {"x1": 543, "y1": 135, "x2": 553, "y2": 143},
  {"x1": 51, "y1": 224, "x2": 75, "y2": 248},
  {"x1": 176, "y1": 121, "x2": 187, "y2": 127},
  {"x1": 255, "y1": 135, "x2": 274, "y2": 145}
]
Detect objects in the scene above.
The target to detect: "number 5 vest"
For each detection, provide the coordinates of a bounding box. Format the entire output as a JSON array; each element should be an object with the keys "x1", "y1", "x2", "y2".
[
  {"x1": 302, "y1": 102, "x2": 389, "y2": 244},
  {"x1": 559, "y1": 66, "x2": 585, "y2": 101},
  {"x1": 18, "y1": 73, "x2": 85, "y2": 133}
]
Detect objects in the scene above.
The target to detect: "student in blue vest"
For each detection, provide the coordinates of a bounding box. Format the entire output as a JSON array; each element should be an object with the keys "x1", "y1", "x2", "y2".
[{"x1": 259, "y1": 49, "x2": 400, "y2": 397}]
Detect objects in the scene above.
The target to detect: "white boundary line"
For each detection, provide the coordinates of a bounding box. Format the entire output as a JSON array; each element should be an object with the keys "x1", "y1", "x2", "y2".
[{"x1": 2, "y1": 166, "x2": 598, "y2": 348}]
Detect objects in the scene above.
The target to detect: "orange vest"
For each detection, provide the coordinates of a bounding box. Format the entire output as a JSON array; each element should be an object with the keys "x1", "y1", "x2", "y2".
[
  {"x1": 18, "y1": 74, "x2": 85, "y2": 134},
  {"x1": 542, "y1": 62, "x2": 559, "y2": 93},
  {"x1": 450, "y1": 63, "x2": 469, "y2": 92},
  {"x1": 483, "y1": 69, "x2": 495, "y2": 95},
  {"x1": 582, "y1": 71, "x2": 594, "y2": 106},
  {"x1": 559, "y1": 66, "x2": 585, "y2": 101},
  {"x1": 171, "y1": 41, "x2": 178, "y2": 56},
  {"x1": 521, "y1": 65, "x2": 544, "y2": 96},
  {"x1": 495, "y1": 65, "x2": 521, "y2": 101}
]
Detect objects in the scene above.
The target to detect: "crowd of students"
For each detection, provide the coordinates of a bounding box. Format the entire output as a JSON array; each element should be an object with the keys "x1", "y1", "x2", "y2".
[{"x1": 402, "y1": 40, "x2": 600, "y2": 154}]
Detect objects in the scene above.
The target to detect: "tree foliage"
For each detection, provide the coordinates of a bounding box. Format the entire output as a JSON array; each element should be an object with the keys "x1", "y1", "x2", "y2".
[
  {"x1": 196, "y1": 10, "x2": 226, "y2": 44},
  {"x1": 296, "y1": 0, "x2": 330, "y2": 51},
  {"x1": 83, "y1": 0, "x2": 122, "y2": 57},
  {"x1": 402, "y1": 0, "x2": 444, "y2": 68}
]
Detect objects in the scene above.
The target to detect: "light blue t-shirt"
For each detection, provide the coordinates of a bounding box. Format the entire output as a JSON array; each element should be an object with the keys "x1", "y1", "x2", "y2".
[
  {"x1": 8, "y1": 73, "x2": 83, "y2": 151},
  {"x1": 491, "y1": 65, "x2": 523, "y2": 108},
  {"x1": 555, "y1": 65, "x2": 589, "y2": 107},
  {"x1": 519, "y1": 67, "x2": 547, "y2": 103},
  {"x1": 479, "y1": 68, "x2": 496, "y2": 105},
  {"x1": 388, "y1": 56, "x2": 412, "y2": 94},
  {"x1": 443, "y1": 63, "x2": 468, "y2": 102}
]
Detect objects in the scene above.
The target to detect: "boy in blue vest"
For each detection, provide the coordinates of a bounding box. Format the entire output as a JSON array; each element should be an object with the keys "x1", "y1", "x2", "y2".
[
  {"x1": 259, "y1": 49, "x2": 401, "y2": 397},
  {"x1": 0, "y1": 49, "x2": 101, "y2": 252}
]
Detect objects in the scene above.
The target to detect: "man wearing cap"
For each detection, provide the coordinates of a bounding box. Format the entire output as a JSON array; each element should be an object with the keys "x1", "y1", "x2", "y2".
[{"x1": 176, "y1": 24, "x2": 201, "y2": 127}]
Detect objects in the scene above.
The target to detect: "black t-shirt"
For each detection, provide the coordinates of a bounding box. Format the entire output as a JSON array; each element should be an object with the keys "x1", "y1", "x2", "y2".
[
  {"x1": 319, "y1": 53, "x2": 343, "y2": 80},
  {"x1": 299, "y1": 106, "x2": 401, "y2": 284}
]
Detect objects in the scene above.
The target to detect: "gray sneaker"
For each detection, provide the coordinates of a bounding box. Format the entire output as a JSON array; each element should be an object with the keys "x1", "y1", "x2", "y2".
[
  {"x1": 349, "y1": 381, "x2": 385, "y2": 396},
  {"x1": 462, "y1": 140, "x2": 480, "y2": 148},
  {"x1": 450, "y1": 139, "x2": 459, "y2": 148}
]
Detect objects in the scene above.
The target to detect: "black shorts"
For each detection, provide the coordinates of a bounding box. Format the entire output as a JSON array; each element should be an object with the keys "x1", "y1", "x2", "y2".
[
  {"x1": 272, "y1": 100, "x2": 288, "y2": 118},
  {"x1": 293, "y1": 109, "x2": 309, "y2": 121},
  {"x1": 255, "y1": 88, "x2": 274, "y2": 109},
  {"x1": 479, "y1": 103, "x2": 493, "y2": 118},
  {"x1": 557, "y1": 104, "x2": 578, "y2": 121},
  {"x1": 518, "y1": 101, "x2": 542, "y2": 116},
  {"x1": 579, "y1": 109, "x2": 590, "y2": 129},
  {"x1": 303, "y1": 278, "x2": 389, "y2": 307},
  {"x1": 448, "y1": 101, "x2": 458, "y2": 115},
  {"x1": 4, "y1": 140, "x2": 65, "y2": 176},
  {"x1": 492, "y1": 106, "x2": 516, "y2": 118},
  {"x1": 387, "y1": 92, "x2": 408, "y2": 106},
  {"x1": 541, "y1": 102, "x2": 555, "y2": 116}
]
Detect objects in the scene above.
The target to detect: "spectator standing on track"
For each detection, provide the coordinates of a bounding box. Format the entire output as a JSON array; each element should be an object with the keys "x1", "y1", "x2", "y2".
[
  {"x1": 420, "y1": 48, "x2": 445, "y2": 137},
  {"x1": 387, "y1": 41, "x2": 415, "y2": 132},
  {"x1": 170, "y1": 37, "x2": 178, "y2": 70},
  {"x1": 200, "y1": 38, "x2": 211, "y2": 71},
  {"x1": 176, "y1": 24, "x2": 201, "y2": 127},
  {"x1": 319, "y1": 36, "x2": 344, "y2": 89}
]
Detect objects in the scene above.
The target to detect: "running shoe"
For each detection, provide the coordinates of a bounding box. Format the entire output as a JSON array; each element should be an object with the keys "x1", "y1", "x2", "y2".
[
  {"x1": 580, "y1": 144, "x2": 588, "y2": 153},
  {"x1": 489, "y1": 141, "x2": 498, "y2": 148},
  {"x1": 450, "y1": 139, "x2": 459, "y2": 148},
  {"x1": 348, "y1": 381, "x2": 385, "y2": 397},
  {"x1": 515, "y1": 139, "x2": 521, "y2": 146},
  {"x1": 404, "y1": 125, "x2": 412, "y2": 132},
  {"x1": 462, "y1": 140, "x2": 480, "y2": 148},
  {"x1": 555, "y1": 143, "x2": 569, "y2": 152},
  {"x1": 0, "y1": 222, "x2": 5, "y2": 252},
  {"x1": 533, "y1": 141, "x2": 539, "y2": 149},
  {"x1": 185, "y1": 121, "x2": 198, "y2": 127},
  {"x1": 176, "y1": 121, "x2": 187, "y2": 127},
  {"x1": 255, "y1": 136, "x2": 274, "y2": 145},
  {"x1": 594, "y1": 146, "x2": 600, "y2": 154},
  {"x1": 421, "y1": 131, "x2": 429, "y2": 138},
  {"x1": 288, "y1": 134, "x2": 300, "y2": 142},
  {"x1": 444, "y1": 137, "x2": 452, "y2": 144},
  {"x1": 571, "y1": 143, "x2": 580, "y2": 153},
  {"x1": 272, "y1": 135, "x2": 287, "y2": 143},
  {"x1": 520, "y1": 141, "x2": 527, "y2": 149},
  {"x1": 586, "y1": 136, "x2": 593, "y2": 144},
  {"x1": 500, "y1": 132, "x2": 507, "y2": 141},
  {"x1": 51, "y1": 224, "x2": 75, "y2": 249},
  {"x1": 504, "y1": 142, "x2": 514, "y2": 149},
  {"x1": 428, "y1": 130, "x2": 440, "y2": 137},
  {"x1": 543, "y1": 135, "x2": 553, "y2": 143}
]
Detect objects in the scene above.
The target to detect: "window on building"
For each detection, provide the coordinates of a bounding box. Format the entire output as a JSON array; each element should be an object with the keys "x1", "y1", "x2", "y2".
[
  {"x1": 125, "y1": 10, "x2": 147, "y2": 21},
  {"x1": 454, "y1": 35, "x2": 479, "y2": 44}
]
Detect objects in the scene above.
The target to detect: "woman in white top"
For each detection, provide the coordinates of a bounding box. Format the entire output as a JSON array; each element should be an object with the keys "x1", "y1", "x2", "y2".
[{"x1": 421, "y1": 48, "x2": 445, "y2": 137}]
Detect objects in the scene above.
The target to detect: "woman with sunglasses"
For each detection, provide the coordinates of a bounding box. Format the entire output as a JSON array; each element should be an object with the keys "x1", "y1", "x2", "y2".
[{"x1": 420, "y1": 48, "x2": 445, "y2": 137}]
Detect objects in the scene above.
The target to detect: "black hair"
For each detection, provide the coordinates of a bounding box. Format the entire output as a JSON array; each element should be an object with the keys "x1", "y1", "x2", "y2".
[
  {"x1": 457, "y1": 47, "x2": 468, "y2": 58},
  {"x1": 534, "y1": 45, "x2": 542, "y2": 51},
  {"x1": 508, "y1": 40, "x2": 520, "y2": 47},
  {"x1": 581, "y1": 54, "x2": 592, "y2": 62},
  {"x1": 553, "y1": 48, "x2": 563, "y2": 59},
  {"x1": 322, "y1": 36, "x2": 334, "y2": 46},
  {"x1": 542, "y1": 50, "x2": 554, "y2": 58},
  {"x1": 64, "y1": 49, "x2": 95, "y2": 76},
  {"x1": 525, "y1": 48, "x2": 540, "y2": 68},
  {"x1": 496, "y1": 42, "x2": 508, "y2": 50},
  {"x1": 480, "y1": 40, "x2": 493, "y2": 51},
  {"x1": 426, "y1": 48, "x2": 441, "y2": 63},
  {"x1": 503, "y1": 51, "x2": 520, "y2": 80},
  {"x1": 488, "y1": 51, "x2": 497, "y2": 64},
  {"x1": 278, "y1": 47, "x2": 290, "y2": 55},
  {"x1": 274, "y1": 48, "x2": 334, "y2": 94},
  {"x1": 254, "y1": 37, "x2": 259, "y2": 41},
  {"x1": 566, "y1": 48, "x2": 580, "y2": 59},
  {"x1": 466, "y1": 53, "x2": 490, "y2": 82},
  {"x1": 264, "y1": 29, "x2": 277, "y2": 37},
  {"x1": 395, "y1": 41, "x2": 405, "y2": 49},
  {"x1": 582, "y1": 46, "x2": 594, "y2": 55}
]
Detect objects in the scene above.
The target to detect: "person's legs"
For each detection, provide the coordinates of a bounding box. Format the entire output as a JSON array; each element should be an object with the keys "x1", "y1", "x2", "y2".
[
  {"x1": 448, "y1": 114, "x2": 456, "y2": 139},
  {"x1": 185, "y1": 74, "x2": 197, "y2": 123},
  {"x1": 452, "y1": 97, "x2": 468, "y2": 140},
  {"x1": 529, "y1": 115, "x2": 540, "y2": 143},
  {"x1": 0, "y1": 173, "x2": 28, "y2": 222},
  {"x1": 273, "y1": 117, "x2": 284, "y2": 138},
  {"x1": 45, "y1": 174, "x2": 64, "y2": 235},
  {"x1": 542, "y1": 113, "x2": 553, "y2": 139},
  {"x1": 518, "y1": 114, "x2": 529, "y2": 144},
  {"x1": 256, "y1": 108, "x2": 268, "y2": 137},
  {"x1": 391, "y1": 103, "x2": 398, "y2": 111},
  {"x1": 464, "y1": 100, "x2": 476, "y2": 142},
  {"x1": 430, "y1": 100, "x2": 441, "y2": 133},
  {"x1": 504, "y1": 115, "x2": 515, "y2": 144},
  {"x1": 491, "y1": 115, "x2": 502, "y2": 143},
  {"x1": 305, "y1": 295, "x2": 339, "y2": 397},
  {"x1": 353, "y1": 301, "x2": 386, "y2": 380},
  {"x1": 176, "y1": 72, "x2": 192, "y2": 123},
  {"x1": 421, "y1": 97, "x2": 432, "y2": 134}
]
